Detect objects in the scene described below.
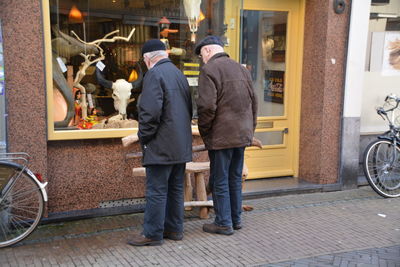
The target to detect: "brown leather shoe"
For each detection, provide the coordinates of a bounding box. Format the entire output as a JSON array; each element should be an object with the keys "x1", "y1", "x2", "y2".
[
  {"x1": 163, "y1": 231, "x2": 183, "y2": 241},
  {"x1": 127, "y1": 233, "x2": 163, "y2": 246},
  {"x1": 203, "y1": 223, "x2": 234, "y2": 235}
]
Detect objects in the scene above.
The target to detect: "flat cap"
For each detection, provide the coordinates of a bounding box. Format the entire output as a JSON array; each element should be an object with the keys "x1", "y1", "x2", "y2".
[
  {"x1": 141, "y1": 39, "x2": 166, "y2": 56},
  {"x1": 194, "y1": 36, "x2": 224, "y2": 55}
]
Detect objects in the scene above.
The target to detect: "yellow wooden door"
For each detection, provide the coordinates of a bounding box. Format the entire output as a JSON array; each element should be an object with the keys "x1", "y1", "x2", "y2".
[{"x1": 240, "y1": 0, "x2": 305, "y2": 179}]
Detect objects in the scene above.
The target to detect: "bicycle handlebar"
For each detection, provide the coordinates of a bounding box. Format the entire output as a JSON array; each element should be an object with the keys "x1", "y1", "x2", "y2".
[
  {"x1": 375, "y1": 94, "x2": 400, "y2": 128},
  {"x1": 0, "y1": 152, "x2": 30, "y2": 165},
  {"x1": 385, "y1": 94, "x2": 400, "y2": 103},
  {"x1": 376, "y1": 94, "x2": 400, "y2": 115},
  {"x1": 376, "y1": 107, "x2": 387, "y2": 121}
]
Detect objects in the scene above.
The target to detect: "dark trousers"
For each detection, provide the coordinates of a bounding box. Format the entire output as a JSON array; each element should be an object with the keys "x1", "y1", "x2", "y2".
[
  {"x1": 208, "y1": 147, "x2": 245, "y2": 227},
  {"x1": 143, "y1": 163, "x2": 186, "y2": 240}
]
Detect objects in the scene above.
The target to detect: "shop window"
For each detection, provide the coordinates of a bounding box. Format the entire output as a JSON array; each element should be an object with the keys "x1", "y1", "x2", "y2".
[
  {"x1": 386, "y1": 18, "x2": 400, "y2": 31},
  {"x1": 45, "y1": 0, "x2": 240, "y2": 140}
]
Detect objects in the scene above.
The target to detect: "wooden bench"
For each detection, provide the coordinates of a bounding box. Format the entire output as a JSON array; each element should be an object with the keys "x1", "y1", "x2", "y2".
[
  {"x1": 130, "y1": 162, "x2": 212, "y2": 219},
  {"x1": 184, "y1": 161, "x2": 213, "y2": 219},
  {"x1": 124, "y1": 133, "x2": 262, "y2": 218}
]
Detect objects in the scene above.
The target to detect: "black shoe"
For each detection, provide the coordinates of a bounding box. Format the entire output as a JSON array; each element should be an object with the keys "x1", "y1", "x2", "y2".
[
  {"x1": 127, "y1": 233, "x2": 164, "y2": 246},
  {"x1": 163, "y1": 231, "x2": 183, "y2": 241},
  {"x1": 233, "y1": 223, "x2": 242, "y2": 230},
  {"x1": 203, "y1": 223, "x2": 234, "y2": 235}
]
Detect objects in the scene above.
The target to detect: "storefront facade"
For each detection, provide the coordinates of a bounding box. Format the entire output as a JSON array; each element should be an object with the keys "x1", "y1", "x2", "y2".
[
  {"x1": 0, "y1": 0, "x2": 351, "y2": 219},
  {"x1": 360, "y1": 0, "x2": 400, "y2": 173}
]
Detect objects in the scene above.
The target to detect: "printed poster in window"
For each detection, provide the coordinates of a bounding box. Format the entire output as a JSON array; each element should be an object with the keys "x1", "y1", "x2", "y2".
[
  {"x1": 264, "y1": 70, "x2": 284, "y2": 104},
  {"x1": 382, "y1": 32, "x2": 400, "y2": 76},
  {"x1": 0, "y1": 21, "x2": 4, "y2": 95}
]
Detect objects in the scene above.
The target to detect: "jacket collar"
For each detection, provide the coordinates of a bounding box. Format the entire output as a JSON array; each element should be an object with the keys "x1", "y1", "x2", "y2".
[
  {"x1": 154, "y1": 58, "x2": 171, "y2": 67},
  {"x1": 208, "y1": 52, "x2": 229, "y2": 63}
]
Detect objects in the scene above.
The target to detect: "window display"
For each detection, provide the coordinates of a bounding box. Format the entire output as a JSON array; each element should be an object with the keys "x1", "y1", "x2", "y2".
[{"x1": 46, "y1": 0, "x2": 234, "y2": 139}]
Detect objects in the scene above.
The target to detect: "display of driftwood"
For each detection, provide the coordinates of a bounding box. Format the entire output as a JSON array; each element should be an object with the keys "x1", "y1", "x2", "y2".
[
  {"x1": 70, "y1": 28, "x2": 136, "y2": 119},
  {"x1": 51, "y1": 27, "x2": 100, "y2": 128}
]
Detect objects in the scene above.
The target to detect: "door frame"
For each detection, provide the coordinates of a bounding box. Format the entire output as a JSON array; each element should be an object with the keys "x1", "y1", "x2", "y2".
[{"x1": 233, "y1": 0, "x2": 305, "y2": 178}]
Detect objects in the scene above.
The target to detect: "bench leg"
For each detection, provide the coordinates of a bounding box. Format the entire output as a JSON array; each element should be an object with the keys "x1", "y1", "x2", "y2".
[
  {"x1": 184, "y1": 173, "x2": 193, "y2": 211},
  {"x1": 195, "y1": 172, "x2": 209, "y2": 219}
]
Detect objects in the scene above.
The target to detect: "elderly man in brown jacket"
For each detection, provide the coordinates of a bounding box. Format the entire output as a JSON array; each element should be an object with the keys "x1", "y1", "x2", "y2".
[{"x1": 195, "y1": 36, "x2": 258, "y2": 235}]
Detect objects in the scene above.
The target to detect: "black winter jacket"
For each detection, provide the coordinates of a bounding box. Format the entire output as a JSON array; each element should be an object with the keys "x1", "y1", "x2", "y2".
[{"x1": 138, "y1": 58, "x2": 192, "y2": 166}]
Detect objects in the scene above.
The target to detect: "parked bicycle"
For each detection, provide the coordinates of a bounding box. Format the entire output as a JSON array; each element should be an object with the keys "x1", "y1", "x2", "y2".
[
  {"x1": 0, "y1": 153, "x2": 48, "y2": 247},
  {"x1": 363, "y1": 94, "x2": 400, "y2": 198}
]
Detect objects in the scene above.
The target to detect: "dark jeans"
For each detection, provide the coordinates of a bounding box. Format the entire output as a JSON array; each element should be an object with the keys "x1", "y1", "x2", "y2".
[
  {"x1": 208, "y1": 147, "x2": 245, "y2": 227},
  {"x1": 143, "y1": 163, "x2": 186, "y2": 241}
]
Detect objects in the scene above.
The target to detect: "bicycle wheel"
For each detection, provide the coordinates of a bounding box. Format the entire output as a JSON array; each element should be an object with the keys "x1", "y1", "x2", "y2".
[
  {"x1": 363, "y1": 140, "x2": 400, "y2": 198},
  {"x1": 0, "y1": 161, "x2": 44, "y2": 247}
]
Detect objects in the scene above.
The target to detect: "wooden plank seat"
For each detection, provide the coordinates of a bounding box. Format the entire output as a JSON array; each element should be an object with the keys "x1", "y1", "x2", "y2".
[{"x1": 132, "y1": 167, "x2": 146, "y2": 177}]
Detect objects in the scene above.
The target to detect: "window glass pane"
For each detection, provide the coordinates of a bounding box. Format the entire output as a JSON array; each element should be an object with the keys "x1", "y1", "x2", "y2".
[
  {"x1": 49, "y1": 0, "x2": 235, "y2": 132},
  {"x1": 254, "y1": 131, "x2": 284, "y2": 146},
  {"x1": 241, "y1": 10, "x2": 288, "y2": 117},
  {"x1": 386, "y1": 18, "x2": 400, "y2": 31}
]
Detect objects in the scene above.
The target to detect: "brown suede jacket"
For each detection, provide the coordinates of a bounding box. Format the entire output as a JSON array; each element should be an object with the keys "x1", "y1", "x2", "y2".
[{"x1": 196, "y1": 52, "x2": 258, "y2": 150}]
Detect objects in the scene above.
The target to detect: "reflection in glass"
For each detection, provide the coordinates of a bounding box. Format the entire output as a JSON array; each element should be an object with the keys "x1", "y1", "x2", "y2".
[{"x1": 241, "y1": 10, "x2": 288, "y2": 117}]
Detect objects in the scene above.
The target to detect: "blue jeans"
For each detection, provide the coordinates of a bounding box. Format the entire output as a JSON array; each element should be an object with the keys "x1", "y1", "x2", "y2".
[
  {"x1": 143, "y1": 164, "x2": 186, "y2": 240},
  {"x1": 208, "y1": 147, "x2": 245, "y2": 227}
]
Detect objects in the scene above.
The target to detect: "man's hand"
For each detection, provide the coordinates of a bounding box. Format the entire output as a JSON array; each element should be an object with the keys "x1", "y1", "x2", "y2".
[{"x1": 251, "y1": 137, "x2": 263, "y2": 149}]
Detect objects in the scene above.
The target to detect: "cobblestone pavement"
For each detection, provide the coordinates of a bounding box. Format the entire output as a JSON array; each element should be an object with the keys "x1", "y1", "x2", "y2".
[{"x1": 0, "y1": 186, "x2": 399, "y2": 266}]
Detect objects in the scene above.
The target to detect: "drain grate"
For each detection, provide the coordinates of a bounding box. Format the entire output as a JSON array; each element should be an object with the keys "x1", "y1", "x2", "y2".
[{"x1": 99, "y1": 198, "x2": 146, "y2": 208}]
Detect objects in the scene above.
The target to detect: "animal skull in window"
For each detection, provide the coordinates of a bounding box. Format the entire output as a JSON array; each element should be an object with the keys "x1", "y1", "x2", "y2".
[
  {"x1": 184, "y1": 0, "x2": 202, "y2": 41},
  {"x1": 96, "y1": 63, "x2": 143, "y2": 120}
]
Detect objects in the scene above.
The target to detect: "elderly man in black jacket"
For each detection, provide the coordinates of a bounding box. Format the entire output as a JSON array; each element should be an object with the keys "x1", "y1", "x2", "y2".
[
  {"x1": 195, "y1": 36, "x2": 258, "y2": 235},
  {"x1": 128, "y1": 39, "x2": 192, "y2": 246}
]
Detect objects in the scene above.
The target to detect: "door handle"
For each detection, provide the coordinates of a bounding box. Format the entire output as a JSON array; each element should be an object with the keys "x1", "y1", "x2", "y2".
[{"x1": 283, "y1": 128, "x2": 289, "y2": 134}]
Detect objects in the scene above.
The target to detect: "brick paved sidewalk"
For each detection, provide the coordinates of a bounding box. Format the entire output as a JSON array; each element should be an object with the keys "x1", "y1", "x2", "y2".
[
  {"x1": 260, "y1": 245, "x2": 400, "y2": 267},
  {"x1": 0, "y1": 186, "x2": 399, "y2": 266}
]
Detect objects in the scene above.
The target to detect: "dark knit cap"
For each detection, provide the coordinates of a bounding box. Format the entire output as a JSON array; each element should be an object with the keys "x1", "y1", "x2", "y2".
[
  {"x1": 141, "y1": 39, "x2": 166, "y2": 56},
  {"x1": 194, "y1": 36, "x2": 224, "y2": 55}
]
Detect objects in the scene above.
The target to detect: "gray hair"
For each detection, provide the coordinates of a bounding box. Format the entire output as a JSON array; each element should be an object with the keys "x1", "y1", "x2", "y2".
[
  {"x1": 206, "y1": 44, "x2": 224, "y2": 53},
  {"x1": 143, "y1": 50, "x2": 168, "y2": 61}
]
